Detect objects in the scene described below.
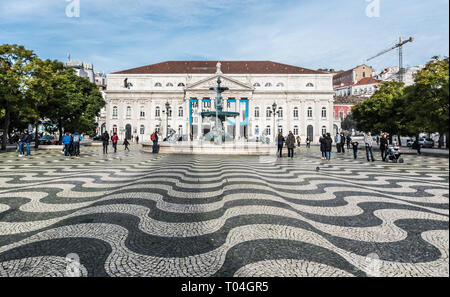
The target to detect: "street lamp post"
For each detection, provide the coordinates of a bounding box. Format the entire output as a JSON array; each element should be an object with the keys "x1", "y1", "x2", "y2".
[
  {"x1": 272, "y1": 102, "x2": 277, "y2": 144},
  {"x1": 165, "y1": 101, "x2": 170, "y2": 139}
]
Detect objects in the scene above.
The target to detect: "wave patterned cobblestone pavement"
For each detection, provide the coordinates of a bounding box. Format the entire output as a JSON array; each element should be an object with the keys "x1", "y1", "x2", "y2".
[{"x1": 0, "y1": 146, "x2": 448, "y2": 277}]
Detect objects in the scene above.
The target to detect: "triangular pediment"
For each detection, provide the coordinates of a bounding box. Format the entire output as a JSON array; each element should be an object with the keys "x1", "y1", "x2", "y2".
[{"x1": 186, "y1": 75, "x2": 253, "y2": 91}]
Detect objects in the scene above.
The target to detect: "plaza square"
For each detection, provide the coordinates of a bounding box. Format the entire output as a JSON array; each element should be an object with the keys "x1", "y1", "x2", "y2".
[{"x1": 0, "y1": 145, "x2": 448, "y2": 277}]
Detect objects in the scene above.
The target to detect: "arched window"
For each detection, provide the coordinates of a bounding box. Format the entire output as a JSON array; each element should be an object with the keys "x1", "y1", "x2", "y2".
[
  {"x1": 178, "y1": 125, "x2": 183, "y2": 135},
  {"x1": 178, "y1": 107, "x2": 183, "y2": 117},
  {"x1": 306, "y1": 82, "x2": 314, "y2": 87},
  {"x1": 321, "y1": 107, "x2": 327, "y2": 118},
  {"x1": 126, "y1": 106, "x2": 131, "y2": 119},
  {"x1": 112, "y1": 106, "x2": 118, "y2": 118},
  {"x1": 265, "y1": 82, "x2": 272, "y2": 87},
  {"x1": 155, "y1": 82, "x2": 162, "y2": 87},
  {"x1": 339, "y1": 110, "x2": 344, "y2": 120},
  {"x1": 278, "y1": 107, "x2": 283, "y2": 118},
  {"x1": 166, "y1": 82, "x2": 174, "y2": 87},
  {"x1": 140, "y1": 106, "x2": 145, "y2": 118},
  {"x1": 253, "y1": 83, "x2": 261, "y2": 87},
  {"x1": 178, "y1": 83, "x2": 185, "y2": 87},
  {"x1": 322, "y1": 126, "x2": 327, "y2": 135},
  {"x1": 307, "y1": 107, "x2": 313, "y2": 118},
  {"x1": 266, "y1": 126, "x2": 271, "y2": 136},
  {"x1": 276, "y1": 82, "x2": 284, "y2": 87},
  {"x1": 254, "y1": 107, "x2": 260, "y2": 118},
  {"x1": 113, "y1": 125, "x2": 117, "y2": 134},
  {"x1": 140, "y1": 125, "x2": 145, "y2": 135},
  {"x1": 294, "y1": 126, "x2": 299, "y2": 136},
  {"x1": 293, "y1": 107, "x2": 299, "y2": 118},
  {"x1": 155, "y1": 106, "x2": 161, "y2": 117},
  {"x1": 167, "y1": 107, "x2": 172, "y2": 117},
  {"x1": 278, "y1": 125, "x2": 283, "y2": 134},
  {"x1": 266, "y1": 107, "x2": 272, "y2": 118},
  {"x1": 155, "y1": 125, "x2": 160, "y2": 133}
]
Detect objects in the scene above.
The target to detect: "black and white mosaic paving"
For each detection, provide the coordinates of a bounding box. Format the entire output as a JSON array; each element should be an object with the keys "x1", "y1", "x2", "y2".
[{"x1": 0, "y1": 146, "x2": 448, "y2": 277}]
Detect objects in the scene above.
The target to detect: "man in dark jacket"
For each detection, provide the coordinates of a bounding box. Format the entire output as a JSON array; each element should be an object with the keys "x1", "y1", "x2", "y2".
[
  {"x1": 325, "y1": 133, "x2": 333, "y2": 161},
  {"x1": 340, "y1": 133, "x2": 346, "y2": 153},
  {"x1": 102, "y1": 131, "x2": 110, "y2": 154},
  {"x1": 380, "y1": 134, "x2": 389, "y2": 161},
  {"x1": 277, "y1": 132, "x2": 285, "y2": 158},
  {"x1": 286, "y1": 131, "x2": 296, "y2": 158},
  {"x1": 22, "y1": 130, "x2": 32, "y2": 156},
  {"x1": 72, "y1": 132, "x2": 82, "y2": 156},
  {"x1": 319, "y1": 134, "x2": 326, "y2": 160}
]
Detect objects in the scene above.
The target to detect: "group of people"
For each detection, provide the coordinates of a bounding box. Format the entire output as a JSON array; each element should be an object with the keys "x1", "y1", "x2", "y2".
[
  {"x1": 100, "y1": 131, "x2": 131, "y2": 154},
  {"x1": 61, "y1": 132, "x2": 82, "y2": 157},
  {"x1": 17, "y1": 130, "x2": 32, "y2": 157}
]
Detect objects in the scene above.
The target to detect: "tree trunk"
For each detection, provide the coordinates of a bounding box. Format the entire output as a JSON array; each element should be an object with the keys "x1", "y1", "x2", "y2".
[
  {"x1": 446, "y1": 133, "x2": 449, "y2": 149},
  {"x1": 438, "y1": 134, "x2": 443, "y2": 149},
  {"x1": 58, "y1": 119, "x2": 63, "y2": 145},
  {"x1": 1, "y1": 107, "x2": 10, "y2": 151},
  {"x1": 34, "y1": 122, "x2": 39, "y2": 149},
  {"x1": 397, "y1": 135, "x2": 402, "y2": 146}
]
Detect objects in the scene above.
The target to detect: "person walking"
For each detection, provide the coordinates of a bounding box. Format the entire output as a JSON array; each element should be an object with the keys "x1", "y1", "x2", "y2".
[
  {"x1": 296, "y1": 136, "x2": 301, "y2": 148},
  {"x1": 306, "y1": 136, "x2": 311, "y2": 148},
  {"x1": 364, "y1": 132, "x2": 375, "y2": 162},
  {"x1": 340, "y1": 133, "x2": 346, "y2": 153},
  {"x1": 123, "y1": 138, "x2": 130, "y2": 151},
  {"x1": 346, "y1": 134, "x2": 352, "y2": 150},
  {"x1": 102, "y1": 131, "x2": 110, "y2": 154},
  {"x1": 135, "y1": 135, "x2": 139, "y2": 144},
  {"x1": 277, "y1": 132, "x2": 285, "y2": 158},
  {"x1": 18, "y1": 131, "x2": 25, "y2": 157},
  {"x1": 335, "y1": 133, "x2": 342, "y2": 153},
  {"x1": 351, "y1": 140, "x2": 359, "y2": 159},
  {"x1": 324, "y1": 133, "x2": 333, "y2": 161},
  {"x1": 111, "y1": 133, "x2": 119, "y2": 153},
  {"x1": 151, "y1": 131, "x2": 159, "y2": 154},
  {"x1": 412, "y1": 139, "x2": 422, "y2": 155},
  {"x1": 62, "y1": 132, "x2": 72, "y2": 156},
  {"x1": 380, "y1": 134, "x2": 389, "y2": 161},
  {"x1": 286, "y1": 131, "x2": 296, "y2": 159},
  {"x1": 72, "y1": 132, "x2": 82, "y2": 156},
  {"x1": 22, "y1": 130, "x2": 32, "y2": 157},
  {"x1": 319, "y1": 134, "x2": 327, "y2": 160}
]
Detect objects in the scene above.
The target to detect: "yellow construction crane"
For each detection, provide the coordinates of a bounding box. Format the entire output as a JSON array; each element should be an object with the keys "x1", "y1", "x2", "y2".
[{"x1": 367, "y1": 37, "x2": 414, "y2": 82}]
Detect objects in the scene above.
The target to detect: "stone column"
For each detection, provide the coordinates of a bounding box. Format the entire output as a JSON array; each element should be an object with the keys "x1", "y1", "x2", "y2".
[
  {"x1": 314, "y1": 99, "x2": 320, "y2": 143},
  {"x1": 236, "y1": 98, "x2": 241, "y2": 141}
]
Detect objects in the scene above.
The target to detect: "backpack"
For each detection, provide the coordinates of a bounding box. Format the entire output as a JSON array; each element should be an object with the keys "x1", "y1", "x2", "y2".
[
  {"x1": 151, "y1": 133, "x2": 156, "y2": 141},
  {"x1": 73, "y1": 134, "x2": 80, "y2": 142}
]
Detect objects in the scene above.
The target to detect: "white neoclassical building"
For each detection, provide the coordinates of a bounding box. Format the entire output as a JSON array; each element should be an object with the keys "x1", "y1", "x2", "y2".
[{"x1": 103, "y1": 61, "x2": 335, "y2": 143}]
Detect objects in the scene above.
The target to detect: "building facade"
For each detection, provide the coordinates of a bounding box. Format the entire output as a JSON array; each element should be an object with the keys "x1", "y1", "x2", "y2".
[
  {"x1": 333, "y1": 64, "x2": 374, "y2": 87},
  {"x1": 103, "y1": 61, "x2": 335, "y2": 143},
  {"x1": 373, "y1": 65, "x2": 424, "y2": 86}
]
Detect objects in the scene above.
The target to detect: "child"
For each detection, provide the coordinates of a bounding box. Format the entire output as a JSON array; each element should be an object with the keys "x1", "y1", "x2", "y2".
[
  {"x1": 123, "y1": 138, "x2": 130, "y2": 151},
  {"x1": 351, "y1": 141, "x2": 359, "y2": 159}
]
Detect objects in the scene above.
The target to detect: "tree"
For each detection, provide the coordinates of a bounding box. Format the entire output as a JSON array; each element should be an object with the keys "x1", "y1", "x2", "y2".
[
  {"x1": 0, "y1": 44, "x2": 36, "y2": 150},
  {"x1": 403, "y1": 57, "x2": 449, "y2": 148},
  {"x1": 37, "y1": 62, "x2": 105, "y2": 142},
  {"x1": 352, "y1": 81, "x2": 406, "y2": 143},
  {"x1": 341, "y1": 113, "x2": 355, "y2": 132}
]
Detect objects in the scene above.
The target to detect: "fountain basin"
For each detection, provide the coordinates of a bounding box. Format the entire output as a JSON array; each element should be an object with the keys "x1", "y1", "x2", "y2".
[{"x1": 141, "y1": 142, "x2": 276, "y2": 155}]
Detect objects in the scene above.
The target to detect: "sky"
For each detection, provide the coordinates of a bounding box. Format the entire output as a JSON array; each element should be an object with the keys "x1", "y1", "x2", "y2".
[{"x1": 0, "y1": 0, "x2": 448, "y2": 75}]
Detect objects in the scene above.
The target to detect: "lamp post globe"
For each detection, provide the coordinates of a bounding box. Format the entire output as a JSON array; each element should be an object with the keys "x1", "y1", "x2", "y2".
[{"x1": 272, "y1": 102, "x2": 277, "y2": 143}]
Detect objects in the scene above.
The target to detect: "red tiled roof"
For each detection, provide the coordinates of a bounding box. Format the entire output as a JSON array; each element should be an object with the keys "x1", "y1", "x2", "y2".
[
  {"x1": 112, "y1": 61, "x2": 323, "y2": 75},
  {"x1": 355, "y1": 77, "x2": 379, "y2": 85}
]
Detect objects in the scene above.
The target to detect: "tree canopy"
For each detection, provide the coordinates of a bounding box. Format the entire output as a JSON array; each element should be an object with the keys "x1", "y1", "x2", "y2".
[{"x1": 0, "y1": 44, "x2": 105, "y2": 149}]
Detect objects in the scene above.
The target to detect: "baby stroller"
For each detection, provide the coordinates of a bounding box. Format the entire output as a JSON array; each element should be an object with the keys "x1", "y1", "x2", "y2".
[{"x1": 386, "y1": 145, "x2": 404, "y2": 163}]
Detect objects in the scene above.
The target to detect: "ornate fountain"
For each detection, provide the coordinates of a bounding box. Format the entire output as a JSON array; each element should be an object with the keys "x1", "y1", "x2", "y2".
[{"x1": 200, "y1": 63, "x2": 240, "y2": 145}]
